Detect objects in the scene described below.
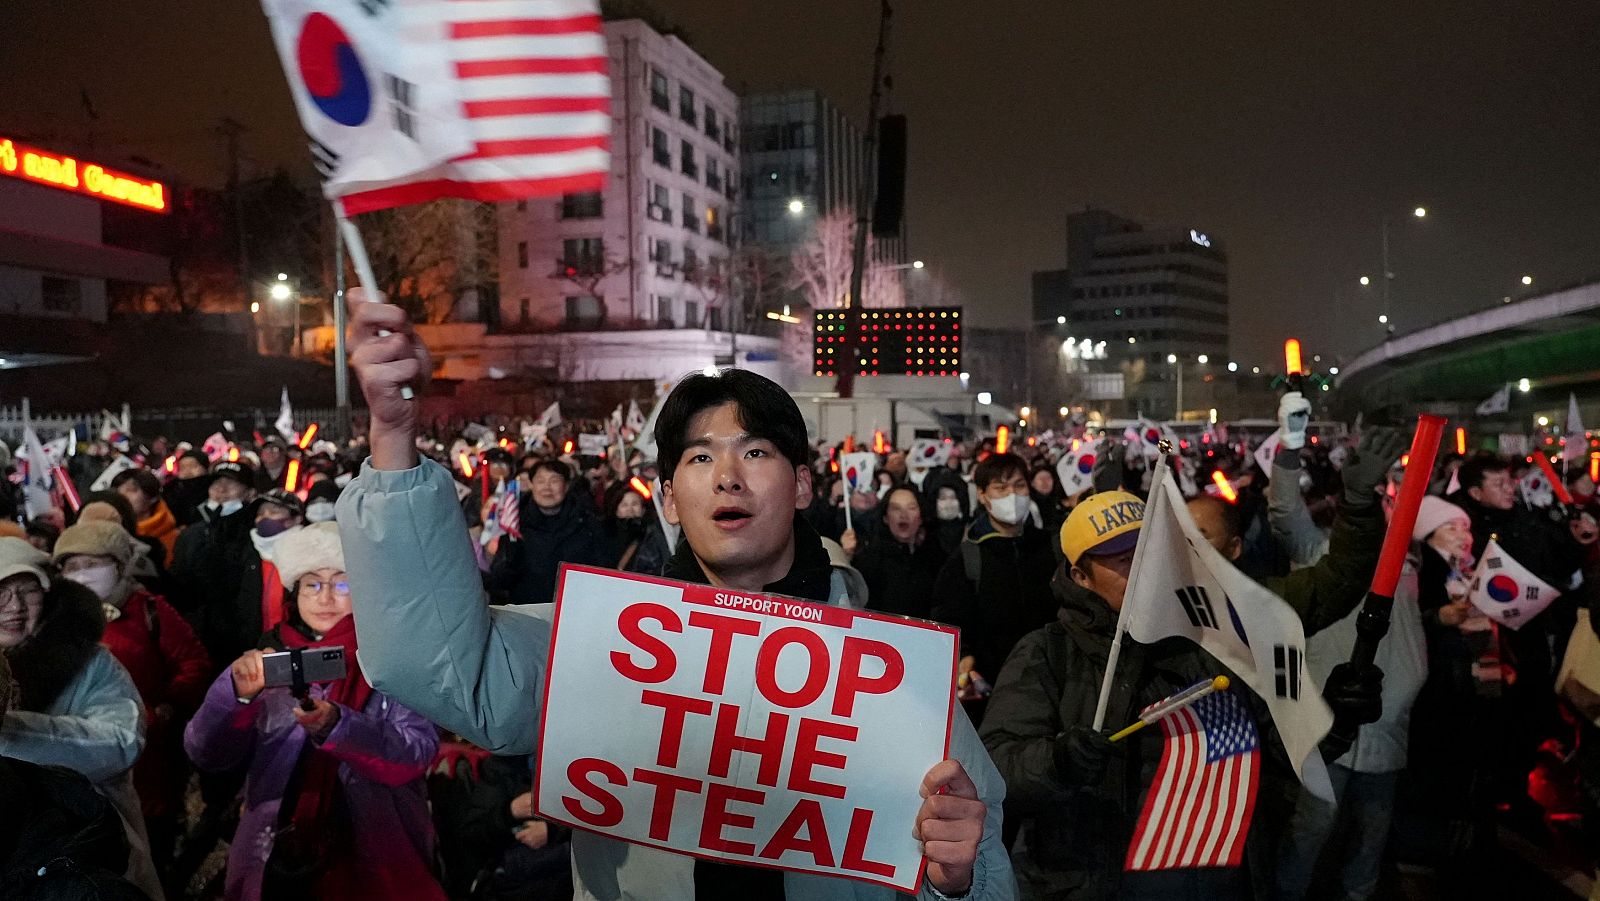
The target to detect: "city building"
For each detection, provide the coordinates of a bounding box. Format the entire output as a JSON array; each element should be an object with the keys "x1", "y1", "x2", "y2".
[
  {"x1": 0, "y1": 133, "x2": 168, "y2": 336},
  {"x1": 1032, "y1": 208, "x2": 1229, "y2": 364},
  {"x1": 497, "y1": 18, "x2": 741, "y2": 333}
]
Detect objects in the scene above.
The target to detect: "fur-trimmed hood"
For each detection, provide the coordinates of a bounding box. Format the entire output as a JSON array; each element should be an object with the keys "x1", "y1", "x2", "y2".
[{"x1": 5, "y1": 579, "x2": 106, "y2": 712}]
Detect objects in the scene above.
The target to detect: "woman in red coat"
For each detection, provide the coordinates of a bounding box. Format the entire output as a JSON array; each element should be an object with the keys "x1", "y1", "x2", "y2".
[{"x1": 53, "y1": 519, "x2": 212, "y2": 881}]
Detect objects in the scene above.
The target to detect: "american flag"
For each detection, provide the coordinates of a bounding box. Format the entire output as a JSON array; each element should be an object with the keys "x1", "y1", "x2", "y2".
[
  {"x1": 497, "y1": 477, "x2": 522, "y2": 540},
  {"x1": 1124, "y1": 689, "x2": 1259, "y2": 871},
  {"x1": 261, "y1": 0, "x2": 610, "y2": 215}
]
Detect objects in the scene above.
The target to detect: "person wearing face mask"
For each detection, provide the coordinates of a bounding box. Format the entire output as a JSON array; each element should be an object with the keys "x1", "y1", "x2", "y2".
[
  {"x1": 931, "y1": 452, "x2": 1061, "y2": 723},
  {"x1": 852, "y1": 486, "x2": 946, "y2": 620},
  {"x1": 601, "y1": 479, "x2": 669, "y2": 575},
  {"x1": 922, "y1": 463, "x2": 973, "y2": 555},
  {"x1": 304, "y1": 479, "x2": 342, "y2": 524},
  {"x1": 54, "y1": 520, "x2": 212, "y2": 890},
  {"x1": 163, "y1": 450, "x2": 213, "y2": 527},
  {"x1": 170, "y1": 461, "x2": 260, "y2": 654},
  {"x1": 185, "y1": 523, "x2": 445, "y2": 901},
  {"x1": 0, "y1": 537, "x2": 162, "y2": 899}
]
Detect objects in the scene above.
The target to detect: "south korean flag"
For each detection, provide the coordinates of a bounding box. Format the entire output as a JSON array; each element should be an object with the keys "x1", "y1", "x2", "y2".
[{"x1": 1469, "y1": 538, "x2": 1560, "y2": 630}]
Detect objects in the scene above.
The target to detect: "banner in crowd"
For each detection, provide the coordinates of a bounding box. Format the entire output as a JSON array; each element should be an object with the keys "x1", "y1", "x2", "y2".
[
  {"x1": 1056, "y1": 441, "x2": 1097, "y2": 496},
  {"x1": 1468, "y1": 539, "x2": 1560, "y2": 629},
  {"x1": 908, "y1": 438, "x2": 951, "y2": 468},
  {"x1": 578, "y1": 433, "x2": 609, "y2": 457},
  {"x1": 1111, "y1": 465, "x2": 1334, "y2": 800},
  {"x1": 536, "y1": 566, "x2": 957, "y2": 892}
]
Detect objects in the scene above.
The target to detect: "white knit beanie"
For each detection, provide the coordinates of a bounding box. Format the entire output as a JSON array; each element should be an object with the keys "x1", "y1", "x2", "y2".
[
  {"x1": 1412, "y1": 495, "x2": 1470, "y2": 543},
  {"x1": 274, "y1": 521, "x2": 345, "y2": 588}
]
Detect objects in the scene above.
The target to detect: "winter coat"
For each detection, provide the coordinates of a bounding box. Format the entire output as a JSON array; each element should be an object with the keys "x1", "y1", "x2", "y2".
[
  {"x1": 931, "y1": 513, "x2": 1060, "y2": 680},
  {"x1": 0, "y1": 581, "x2": 161, "y2": 901},
  {"x1": 853, "y1": 523, "x2": 948, "y2": 621},
  {"x1": 135, "y1": 501, "x2": 180, "y2": 570},
  {"x1": 487, "y1": 489, "x2": 610, "y2": 604},
  {"x1": 101, "y1": 588, "x2": 212, "y2": 821},
  {"x1": 169, "y1": 500, "x2": 258, "y2": 655},
  {"x1": 162, "y1": 475, "x2": 212, "y2": 528},
  {"x1": 436, "y1": 754, "x2": 572, "y2": 901},
  {"x1": 336, "y1": 458, "x2": 1019, "y2": 901},
  {"x1": 0, "y1": 757, "x2": 149, "y2": 901},
  {"x1": 183, "y1": 666, "x2": 442, "y2": 901}
]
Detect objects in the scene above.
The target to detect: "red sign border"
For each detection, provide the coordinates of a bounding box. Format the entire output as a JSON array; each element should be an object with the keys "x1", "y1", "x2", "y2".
[{"x1": 533, "y1": 562, "x2": 959, "y2": 894}]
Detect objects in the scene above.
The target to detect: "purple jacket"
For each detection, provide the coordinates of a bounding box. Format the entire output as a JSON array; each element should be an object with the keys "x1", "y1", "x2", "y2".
[{"x1": 183, "y1": 668, "x2": 443, "y2": 901}]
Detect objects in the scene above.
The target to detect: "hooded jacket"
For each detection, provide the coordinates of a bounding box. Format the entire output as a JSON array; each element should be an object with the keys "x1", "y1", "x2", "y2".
[
  {"x1": 336, "y1": 458, "x2": 1018, "y2": 901},
  {"x1": 930, "y1": 512, "x2": 1060, "y2": 680},
  {"x1": 0, "y1": 580, "x2": 161, "y2": 901},
  {"x1": 488, "y1": 486, "x2": 610, "y2": 604}
]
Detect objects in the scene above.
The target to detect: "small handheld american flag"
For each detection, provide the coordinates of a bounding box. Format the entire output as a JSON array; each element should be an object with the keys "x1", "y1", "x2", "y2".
[
  {"x1": 1124, "y1": 688, "x2": 1259, "y2": 871},
  {"x1": 497, "y1": 477, "x2": 522, "y2": 541}
]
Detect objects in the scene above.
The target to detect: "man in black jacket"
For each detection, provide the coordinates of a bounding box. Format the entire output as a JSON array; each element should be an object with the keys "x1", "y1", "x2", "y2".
[
  {"x1": 169, "y1": 460, "x2": 258, "y2": 628},
  {"x1": 487, "y1": 460, "x2": 609, "y2": 604},
  {"x1": 932, "y1": 452, "x2": 1060, "y2": 707}
]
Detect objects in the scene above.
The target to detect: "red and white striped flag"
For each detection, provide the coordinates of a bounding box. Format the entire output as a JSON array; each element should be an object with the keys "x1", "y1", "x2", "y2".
[
  {"x1": 260, "y1": 0, "x2": 610, "y2": 214},
  {"x1": 498, "y1": 477, "x2": 522, "y2": 540},
  {"x1": 1124, "y1": 689, "x2": 1260, "y2": 871}
]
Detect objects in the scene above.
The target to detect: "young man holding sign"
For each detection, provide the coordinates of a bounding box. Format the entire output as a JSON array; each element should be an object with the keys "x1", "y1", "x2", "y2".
[{"x1": 336, "y1": 289, "x2": 1014, "y2": 900}]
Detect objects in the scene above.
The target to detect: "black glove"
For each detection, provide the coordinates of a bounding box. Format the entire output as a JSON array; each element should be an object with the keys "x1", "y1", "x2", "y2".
[
  {"x1": 1053, "y1": 725, "x2": 1113, "y2": 785},
  {"x1": 1339, "y1": 428, "x2": 1407, "y2": 508},
  {"x1": 1323, "y1": 662, "x2": 1384, "y2": 728}
]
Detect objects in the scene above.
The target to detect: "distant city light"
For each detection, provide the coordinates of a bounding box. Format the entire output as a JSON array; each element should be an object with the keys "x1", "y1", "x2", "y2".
[
  {"x1": 1252, "y1": 366, "x2": 1261, "y2": 374},
  {"x1": 276, "y1": 272, "x2": 288, "y2": 281},
  {"x1": 977, "y1": 391, "x2": 992, "y2": 405},
  {"x1": 1519, "y1": 378, "x2": 1532, "y2": 393},
  {"x1": 1329, "y1": 366, "x2": 1339, "y2": 375},
  {"x1": 1059, "y1": 406, "x2": 1069, "y2": 417},
  {"x1": 1197, "y1": 354, "x2": 1209, "y2": 364},
  {"x1": 1359, "y1": 276, "x2": 1370, "y2": 286},
  {"x1": 912, "y1": 260, "x2": 925, "y2": 269},
  {"x1": 1377, "y1": 314, "x2": 1389, "y2": 324},
  {"x1": 787, "y1": 199, "x2": 805, "y2": 214},
  {"x1": 1321, "y1": 385, "x2": 1330, "y2": 392},
  {"x1": 1227, "y1": 362, "x2": 1238, "y2": 372},
  {"x1": 1166, "y1": 354, "x2": 1178, "y2": 364},
  {"x1": 1128, "y1": 337, "x2": 1137, "y2": 344},
  {"x1": 1056, "y1": 315, "x2": 1067, "y2": 325},
  {"x1": 1413, "y1": 207, "x2": 1428, "y2": 218},
  {"x1": 249, "y1": 301, "x2": 260, "y2": 313},
  {"x1": 269, "y1": 283, "x2": 291, "y2": 301},
  {"x1": 1538, "y1": 416, "x2": 1550, "y2": 427},
  {"x1": 1521, "y1": 275, "x2": 1533, "y2": 286}
]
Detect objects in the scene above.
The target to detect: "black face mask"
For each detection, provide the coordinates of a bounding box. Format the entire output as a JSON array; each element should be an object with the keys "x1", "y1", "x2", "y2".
[{"x1": 617, "y1": 515, "x2": 647, "y2": 538}]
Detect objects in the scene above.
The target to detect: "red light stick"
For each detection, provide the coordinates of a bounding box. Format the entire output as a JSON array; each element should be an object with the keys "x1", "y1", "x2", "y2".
[
  {"x1": 1370, "y1": 415, "x2": 1446, "y2": 600},
  {"x1": 54, "y1": 465, "x2": 81, "y2": 512},
  {"x1": 1532, "y1": 452, "x2": 1574, "y2": 505},
  {"x1": 629, "y1": 476, "x2": 652, "y2": 498},
  {"x1": 1454, "y1": 427, "x2": 1466, "y2": 456},
  {"x1": 1210, "y1": 470, "x2": 1238, "y2": 503},
  {"x1": 996, "y1": 425, "x2": 1010, "y2": 455},
  {"x1": 298, "y1": 423, "x2": 319, "y2": 449}
]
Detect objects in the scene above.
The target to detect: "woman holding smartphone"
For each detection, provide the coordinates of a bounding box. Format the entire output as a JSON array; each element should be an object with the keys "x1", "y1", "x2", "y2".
[{"x1": 184, "y1": 522, "x2": 444, "y2": 901}]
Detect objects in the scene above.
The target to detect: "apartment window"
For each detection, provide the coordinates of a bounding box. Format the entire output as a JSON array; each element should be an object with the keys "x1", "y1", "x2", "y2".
[
  {"x1": 561, "y1": 237, "x2": 605, "y2": 274},
  {"x1": 650, "y1": 69, "x2": 670, "y2": 111},
  {"x1": 560, "y1": 191, "x2": 603, "y2": 219},
  {"x1": 647, "y1": 236, "x2": 673, "y2": 265},
  {"x1": 652, "y1": 128, "x2": 670, "y2": 167},
  {"x1": 723, "y1": 125, "x2": 736, "y2": 155},
  {"x1": 564, "y1": 295, "x2": 602, "y2": 326},
  {"x1": 684, "y1": 299, "x2": 701, "y2": 328},
  {"x1": 682, "y1": 193, "x2": 700, "y2": 233},
  {"x1": 647, "y1": 181, "x2": 672, "y2": 221},
  {"x1": 41, "y1": 276, "x2": 81, "y2": 313},
  {"x1": 704, "y1": 107, "x2": 720, "y2": 141},
  {"x1": 682, "y1": 246, "x2": 699, "y2": 277},
  {"x1": 708, "y1": 307, "x2": 724, "y2": 331},
  {"x1": 680, "y1": 141, "x2": 698, "y2": 179},
  {"x1": 706, "y1": 205, "x2": 723, "y2": 242},
  {"x1": 679, "y1": 85, "x2": 696, "y2": 126},
  {"x1": 656, "y1": 295, "x2": 675, "y2": 325},
  {"x1": 705, "y1": 158, "x2": 721, "y2": 192},
  {"x1": 516, "y1": 241, "x2": 529, "y2": 269}
]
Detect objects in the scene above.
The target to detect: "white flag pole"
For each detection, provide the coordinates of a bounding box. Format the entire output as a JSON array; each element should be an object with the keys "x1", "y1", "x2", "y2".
[
  {"x1": 335, "y1": 207, "x2": 415, "y2": 401},
  {"x1": 1091, "y1": 449, "x2": 1170, "y2": 731}
]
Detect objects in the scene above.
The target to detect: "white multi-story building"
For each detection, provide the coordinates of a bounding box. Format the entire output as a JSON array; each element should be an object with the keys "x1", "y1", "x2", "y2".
[{"x1": 498, "y1": 19, "x2": 740, "y2": 333}]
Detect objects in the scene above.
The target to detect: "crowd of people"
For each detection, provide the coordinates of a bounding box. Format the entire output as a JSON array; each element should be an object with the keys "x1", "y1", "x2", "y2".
[{"x1": 3, "y1": 321, "x2": 1600, "y2": 899}]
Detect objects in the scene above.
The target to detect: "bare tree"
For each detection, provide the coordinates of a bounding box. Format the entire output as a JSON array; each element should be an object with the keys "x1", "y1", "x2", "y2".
[
  {"x1": 553, "y1": 250, "x2": 632, "y2": 329},
  {"x1": 788, "y1": 209, "x2": 906, "y2": 311},
  {"x1": 357, "y1": 199, "x2": 498, "y2": 324}
]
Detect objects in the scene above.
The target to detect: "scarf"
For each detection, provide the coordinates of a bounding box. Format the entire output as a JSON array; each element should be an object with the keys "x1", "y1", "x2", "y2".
[{"x1": 265, "y1": 615, "x2": 373, "y2": 857}]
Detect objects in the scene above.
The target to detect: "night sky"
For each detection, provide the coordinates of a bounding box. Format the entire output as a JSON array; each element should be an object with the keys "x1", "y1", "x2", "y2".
[{"x1": 6, "y1": 0, "x2": 1600, "y2": 367}]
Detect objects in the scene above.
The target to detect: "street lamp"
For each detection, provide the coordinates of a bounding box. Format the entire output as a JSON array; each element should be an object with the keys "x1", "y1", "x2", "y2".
[
  {"x1": 1197, "y1": 354, "x2": 1209, "y2": 365},
  {"x1": 269, "y1": 282, "x2": 292, "y2": 302},
  {"x1": 787, "y1": 199, "x2": 805, "y2": 215},
  {"x1": 1227, "y1": 361, "x2": 1238, "y2": 372},
  {"x1": 912, "y1": 260, "x2": 925, "y2": 270},
  {"x1": 1359, "y1": 276, "x2": 1370, "y2": 286},
  {"x1": 1377, "y1": 314, "x2": 1389, "y2": 325},
  {"x1": 1378, "y1": 205, "x2": 1429, "y2": 332},
  {"x1": 1329, "y1": 366, "x2": 1340, "y2": 375},
  {"x1": 249, "y1": 301, "x2": 260, "y2": 314},
  {"x1": 1056, "y1": 315, "x2": 1067, "y2": 325},
  {"x1": 1166, "y1": 355, "x2": 1184, "y2": 418},
  {"x1": 1414, "y1": 207, "x2": 1428, "y2": 219},
  {"x1": 1521, "y1": 275, "x2": 1534, "y2": 286},
  {"x1": 1519, "y1": 378, "x2": 1531, "y2": 393},
  {"x1": 1058, "y1": 406, "x2": 1069, "y2": 417}
]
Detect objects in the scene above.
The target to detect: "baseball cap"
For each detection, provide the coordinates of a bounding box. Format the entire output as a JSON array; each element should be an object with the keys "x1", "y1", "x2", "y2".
[
  {"x1": 259, "y1": 488, "x2": 306, "y2": 519},
  {"x1": 211, "y1": 460, "x2": 256, "y2": 488},
  {"x1": 1060, "y1": 490, "x2": 1145, "y2": 566}
]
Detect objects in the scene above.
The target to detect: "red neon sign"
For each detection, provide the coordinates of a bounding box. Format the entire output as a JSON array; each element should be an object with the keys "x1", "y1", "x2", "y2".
[{"x1": 0, "y1": 136, "x2": 168, "y2": 212}]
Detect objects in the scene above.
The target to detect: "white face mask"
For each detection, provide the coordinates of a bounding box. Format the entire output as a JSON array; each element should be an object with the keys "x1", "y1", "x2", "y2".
[
  {"x1": 305, "y1": 501, "x2": 336, "y2": 523},
  {"x1": 251, "y1": 527, "x2": 292, "y2": 562},
  {"x1": 68, "y1": 563, "x2": 120, "y2": 602},
  {"x1": 209, "y1": 499, "x2": 245, "y2": 518},
  {"x1": 987, "y1": 492, "x2": 1030, "y2": 526},
  {"x1": 936, "y1": 498, "x2": 963, "y2": 521}
]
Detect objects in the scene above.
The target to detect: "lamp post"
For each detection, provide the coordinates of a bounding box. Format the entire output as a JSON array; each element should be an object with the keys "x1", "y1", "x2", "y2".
[
  {"x1": 1377, "y1": 206, "x2": 1426, "y2": 335},
  {"x1": 270, "y1": 273, "x2": 299, "y2": 356},
  {"x1": 1167, "y1": 354, "x2": 1183, "y2": 419}
]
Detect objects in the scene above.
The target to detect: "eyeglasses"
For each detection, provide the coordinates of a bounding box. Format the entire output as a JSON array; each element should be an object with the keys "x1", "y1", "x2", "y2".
[
  {"x1": 0, "y1": 585, "x2": 44, "y2": 607},
  {"x1": 298, "y1": 579, "x2": 352, "y2": 598}
]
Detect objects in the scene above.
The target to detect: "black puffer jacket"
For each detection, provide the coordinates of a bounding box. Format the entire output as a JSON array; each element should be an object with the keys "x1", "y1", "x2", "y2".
[
  {"x1": 487, "y1": 489, "x2": 610, "y2": 604},
  {"x1": 930, "y1": 513, "x2": 1059, "y2": 681},
  {"x1": 852, "y1": 502, "x2": 948, "y2": 620},
  {"x1": 0, "y1": 757, "x2": 148, "y2": 901}
]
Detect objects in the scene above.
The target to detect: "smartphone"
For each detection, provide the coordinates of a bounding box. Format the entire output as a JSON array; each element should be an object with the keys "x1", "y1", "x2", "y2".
[{"x1": 262, "y1": 647, "x2": 348, "y2": 690}]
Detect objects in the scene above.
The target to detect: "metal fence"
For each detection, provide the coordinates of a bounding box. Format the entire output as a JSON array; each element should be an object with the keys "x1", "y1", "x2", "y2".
[{"x1": 0, "y1": 401, "x2": 363, "y2": 447}]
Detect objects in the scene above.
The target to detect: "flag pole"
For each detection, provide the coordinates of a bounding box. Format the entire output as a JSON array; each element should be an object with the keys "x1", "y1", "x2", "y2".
[
  {"x1": 1092, "y1": 444, "x2": 1170, "y2": 731},
  {"x1": 334, "y1": 206, "x2": 415, "y2": 401}
]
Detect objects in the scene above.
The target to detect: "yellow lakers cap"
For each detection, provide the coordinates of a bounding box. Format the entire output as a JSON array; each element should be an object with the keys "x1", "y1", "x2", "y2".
[{"x1": 1061, "y1": 490, "x2": 1145, "y2": 565}]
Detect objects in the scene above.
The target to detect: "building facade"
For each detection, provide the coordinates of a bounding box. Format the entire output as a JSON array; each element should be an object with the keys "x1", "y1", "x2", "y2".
[
  {"x1": 497, "y1": 19, "x2": 740, "y2": 333},
  {"x1": 739, "y1": 88, "x2": 905, "y2": 263}
]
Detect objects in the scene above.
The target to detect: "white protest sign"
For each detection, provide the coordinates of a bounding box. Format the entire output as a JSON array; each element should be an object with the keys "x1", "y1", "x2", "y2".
[{"x1": 537, "y1": 566, "x2": 957, "y2": 893}]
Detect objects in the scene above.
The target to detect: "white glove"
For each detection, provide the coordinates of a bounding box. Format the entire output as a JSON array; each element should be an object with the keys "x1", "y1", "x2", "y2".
[{"x1": 1278, "y1": 391, "x2": 1312, "y2": 450}]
